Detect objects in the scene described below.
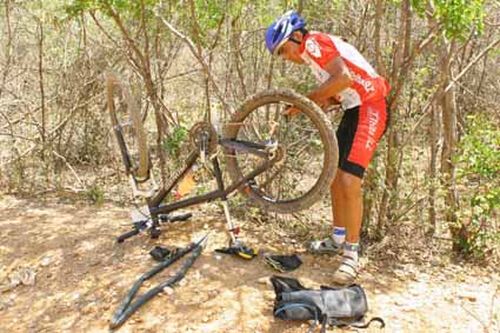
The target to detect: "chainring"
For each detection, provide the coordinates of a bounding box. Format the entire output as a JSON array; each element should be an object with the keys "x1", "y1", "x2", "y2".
[{"x1": 189, "y1": 121, "x2": 218, "y2": 155}]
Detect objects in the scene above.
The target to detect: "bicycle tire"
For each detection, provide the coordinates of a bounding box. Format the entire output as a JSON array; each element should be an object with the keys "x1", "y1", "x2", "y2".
[
  {"x1": 106, "y1": 73, "x2": 150, "y2": 181},
  {"x1": 223, "y1": 88, "x2": 338, "y2": 213}
]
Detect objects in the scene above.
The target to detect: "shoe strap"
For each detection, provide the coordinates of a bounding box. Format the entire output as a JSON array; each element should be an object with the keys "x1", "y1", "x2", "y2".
[{"x1": 338, "y1": 257, "x2": 358, "y2": 276}]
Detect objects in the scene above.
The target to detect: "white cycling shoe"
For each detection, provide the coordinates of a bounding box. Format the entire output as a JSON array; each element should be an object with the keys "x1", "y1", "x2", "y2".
[{"x1": 308, "y1": 238, "x2": 343, "y2": 255}]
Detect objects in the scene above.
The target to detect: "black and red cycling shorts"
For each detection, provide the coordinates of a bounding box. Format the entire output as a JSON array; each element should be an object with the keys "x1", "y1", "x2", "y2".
[{"x1": 336, "y1": 98, "x2": 388, "y2": 178}]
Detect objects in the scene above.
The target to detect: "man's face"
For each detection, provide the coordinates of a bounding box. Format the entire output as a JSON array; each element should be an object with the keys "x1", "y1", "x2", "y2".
[{"x1": 276, "y1": 32, "x2": 305, "y2": 64}]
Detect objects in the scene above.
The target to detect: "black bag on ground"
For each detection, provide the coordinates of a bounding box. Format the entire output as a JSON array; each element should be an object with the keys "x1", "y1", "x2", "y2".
[
  {"x1": 271, "y1": 276, "x2": 384, "y2": 332},
  {"x1": 265, "y1": 254, "x2": 303, "y2": 272}
]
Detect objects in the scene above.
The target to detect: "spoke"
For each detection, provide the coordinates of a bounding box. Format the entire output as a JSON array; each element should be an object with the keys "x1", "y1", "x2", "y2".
[{"x1": 233, "y1": 101, "x2": 326, "y2": 203}]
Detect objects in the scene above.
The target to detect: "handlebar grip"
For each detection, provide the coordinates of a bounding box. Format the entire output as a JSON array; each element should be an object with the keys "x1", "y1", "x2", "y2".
[
  {"x1": 117, "y1": 229, "x2": 140, "y2": 243},
  {"x1": 169, "y1": 213, "x2": 193, "y2": 222}
]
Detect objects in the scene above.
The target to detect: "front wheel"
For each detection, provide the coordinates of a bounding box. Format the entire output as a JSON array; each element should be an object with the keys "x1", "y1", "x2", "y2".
[
  {"x1": 223, "y1": 88, "x2": 338, "y2": 214},
  {"x1": 106, "y1": 73, "x2": 150, "y2": 182}
]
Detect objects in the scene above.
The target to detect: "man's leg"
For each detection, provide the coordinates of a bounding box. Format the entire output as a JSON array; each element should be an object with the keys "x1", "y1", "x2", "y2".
[
  {"x1": 309, "y1": 107, "x2": 359, "y2": 254},
  {"x1": 331, "y1": 170, "x2": 362, "y2": 243},
  {"x1": 311, "y1": 99, "x2": 385, "y2": 258},
  {"x1": 330, "y1": 99, "x2": 387, "y2": 284},
  {"x1": 330, "y1": 172, "x2": 345, "y2": 246},
  {"x1": 331, "y1": 172, "x2": 345, "y2": 229},
  {"x1": 308, "y1": 171, "x2": 349, "y2": 253}
]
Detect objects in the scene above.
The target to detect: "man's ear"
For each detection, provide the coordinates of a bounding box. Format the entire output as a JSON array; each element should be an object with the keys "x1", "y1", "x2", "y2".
[{"x1": 292, "y1": 30, "x2": 303, "y2": 41}]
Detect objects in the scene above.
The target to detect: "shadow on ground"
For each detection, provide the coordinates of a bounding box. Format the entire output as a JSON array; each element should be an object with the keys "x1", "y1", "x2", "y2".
[{"x1": 0, "y1": 195, "x2": 498, "y2": 333}]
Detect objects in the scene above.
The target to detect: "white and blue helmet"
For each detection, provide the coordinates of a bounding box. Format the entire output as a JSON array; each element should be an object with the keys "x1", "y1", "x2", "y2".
[{"x1": 265, "y1": 10, "x2": 306, "y2": 54}]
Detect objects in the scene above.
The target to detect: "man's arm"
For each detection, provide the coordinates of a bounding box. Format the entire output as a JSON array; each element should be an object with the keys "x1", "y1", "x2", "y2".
[
  {"x1": 308, "y1": 56, "x2": 353, "y2": 107},
  {"x1": 282, "y1": 56, "x2": 352, "y2": 117}
]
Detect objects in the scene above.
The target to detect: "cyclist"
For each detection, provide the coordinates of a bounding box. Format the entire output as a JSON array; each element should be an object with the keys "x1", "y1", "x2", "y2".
[{"x1": 265, "y1": 10, "x2": 390, "y2": 285}]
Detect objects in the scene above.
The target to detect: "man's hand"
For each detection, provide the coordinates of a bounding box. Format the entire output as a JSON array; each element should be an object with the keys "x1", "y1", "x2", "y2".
[
  {"x1": 281, "y1": 106, "x2": 302, "y2": 117},
  {"x1": 282, "y1": 95, "x2": 341, "y2": 118},
  {"x1": 307, "y1": 94, "x2": 328, "y2": 109},
  {"x1": 307, "y1": 56, "x2": 353, "y2": 109},
  {"x1": 308, "y1": 93, "x2": 340, "y2": 109}
]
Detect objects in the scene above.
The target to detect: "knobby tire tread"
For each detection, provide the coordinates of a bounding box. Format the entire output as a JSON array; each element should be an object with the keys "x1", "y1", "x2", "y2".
[{"x1": 223, "y1": 88, "x2": 338, "y2": 213}]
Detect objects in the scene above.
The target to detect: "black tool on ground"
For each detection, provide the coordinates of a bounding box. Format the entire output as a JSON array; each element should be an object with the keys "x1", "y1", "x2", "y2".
[
  {"x1": 117, "y1": 212, "x2": 192, "y2": 243},
  {"x1": 264, "y1": 254, "x2": 302, "y2": 272},
  {"x1": 149, "y1": 246, "x2": 181, "y2": 262},
  {"x1": 110, "y1": 235, "x2": 208, "y2": 329},
  {"x1": 271, "y1": 276, "x2": 385, "y2": 333},
  {"x1": 215, "y1": 243, "x2": 258, "y2": 260}
]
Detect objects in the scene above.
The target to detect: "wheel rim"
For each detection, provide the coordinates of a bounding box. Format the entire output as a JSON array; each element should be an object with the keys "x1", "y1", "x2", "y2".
[
  {"x1": 112, "y1": 83, "x2": 150, "y2": 181},
  {"x1": 227, "y1": 97, "x2": 331, "y2": 206}
]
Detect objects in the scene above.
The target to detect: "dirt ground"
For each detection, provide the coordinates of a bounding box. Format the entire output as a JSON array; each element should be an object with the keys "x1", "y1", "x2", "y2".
[{"x1": 0, "y1": 195, "x2": 498, "y2": 333}]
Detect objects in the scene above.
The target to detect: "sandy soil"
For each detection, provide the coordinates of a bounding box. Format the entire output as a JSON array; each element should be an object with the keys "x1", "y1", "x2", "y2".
[{"x1": 0, "y1": 195, "x2": 498, "y2": 333}]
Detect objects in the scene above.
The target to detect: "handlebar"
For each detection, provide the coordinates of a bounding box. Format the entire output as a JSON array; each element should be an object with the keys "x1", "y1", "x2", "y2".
[
  {"x1": 167, "y1": 213, "x2": 193, "y2": 222},
  {"x1": 117, "y1": 212, "x2": 192, "y2": 243},
  {"x1": 117, "y1": 229, "x2": 140, "y2": 243}
]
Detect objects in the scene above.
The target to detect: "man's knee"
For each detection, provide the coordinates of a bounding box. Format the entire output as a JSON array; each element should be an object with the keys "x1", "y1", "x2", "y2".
[
  {"x1": 331, "y1": 173, "x2": 341, "y2": 191},
  {"x1": 334, "y1": 171, "x2": 361, "y2": 199}
]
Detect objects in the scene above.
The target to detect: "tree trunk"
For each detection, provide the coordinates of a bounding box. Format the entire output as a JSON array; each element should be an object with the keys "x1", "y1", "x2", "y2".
[
  {"x1": 438, "y1": 39, "x2": 460, "y2": 247},
  {"x1": 374, "y1": 0, "x2": 386, "y2": 77},
  {"x1": 361, "y1": 162, "x2": 377, "y2": 239},
  {"x1": 0, "y1": 0, "x2": 13, "y2": 99},
  {"x1": 428, "y1": 103, "x2": 440, "y2": 235},
  {"x1": 38, "y1": 12, "x2": 46, "y2": 162},
  {"x1": 297, "y1": 0, "x2": 304, "y2": 14},
  {"x1": 376, "y1": 0, "x2": 411, "y2": 237}
]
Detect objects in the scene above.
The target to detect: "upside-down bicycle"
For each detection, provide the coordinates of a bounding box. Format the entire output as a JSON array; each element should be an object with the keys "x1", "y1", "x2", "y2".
[{"x1": 106, "y1": 73, "x2": 338, "y2": 246}]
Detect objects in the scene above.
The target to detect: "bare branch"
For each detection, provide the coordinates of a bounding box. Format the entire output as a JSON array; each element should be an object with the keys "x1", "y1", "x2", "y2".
[
  {"x1": 445, "y1": 38, "x2": 500, "y2": 93},
  {"x1": 52, "y1": 150, "x2": 86, "y2": 188},
  {"x1": 401, "y1": 37, "x2": 500, "y2": 148},
  {"x1": 155, "y1": 10, "x2": 233, "y2": 114}
]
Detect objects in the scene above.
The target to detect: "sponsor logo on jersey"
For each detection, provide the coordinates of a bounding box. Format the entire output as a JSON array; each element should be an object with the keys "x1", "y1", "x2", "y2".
[
  {"x1": 306, "y1": 39, "x2": 321, "y2": 58},
  {"x1": 365, "y1": 107, "x2": 379, "y2": 150},
  {"x1": 352, "y1": 72, "x2": 375, "y2": 93}
]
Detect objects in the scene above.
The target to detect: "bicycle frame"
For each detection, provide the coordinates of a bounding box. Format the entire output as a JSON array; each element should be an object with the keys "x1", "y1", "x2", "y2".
[
  {"x1": 107, "y1": 73, "x2": 284, "y2": 242},
  {"x1": 123, "y1": 137, "x2": 279, "y2": 240}
]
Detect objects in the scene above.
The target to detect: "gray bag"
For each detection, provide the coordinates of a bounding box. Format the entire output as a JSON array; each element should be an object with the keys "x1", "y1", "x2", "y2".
[{"x1": 271, "y1": 276, "x2": 384, "y2": 332}]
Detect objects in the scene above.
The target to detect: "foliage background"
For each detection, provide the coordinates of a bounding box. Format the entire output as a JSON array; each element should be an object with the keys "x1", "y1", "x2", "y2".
[{"x1": 0, "y1": 0, "x2": 498, "y2": 262}]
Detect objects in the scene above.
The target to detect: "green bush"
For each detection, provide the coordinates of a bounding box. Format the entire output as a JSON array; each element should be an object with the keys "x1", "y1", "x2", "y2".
[
  {"x1": 85, "y1": 184, "x2": 105, "y2": 205},
  {"x1": 162, "y1": 126, "x2": 188, "y2": 156},
  {"x1": 455, "y1": 114, "x2": 499, "y2": 259}
]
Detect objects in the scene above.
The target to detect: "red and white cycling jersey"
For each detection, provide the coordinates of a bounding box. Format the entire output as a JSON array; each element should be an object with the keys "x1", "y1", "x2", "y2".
[{"x1": 300, "y1": 31, "x2": 390, "y2": 109}]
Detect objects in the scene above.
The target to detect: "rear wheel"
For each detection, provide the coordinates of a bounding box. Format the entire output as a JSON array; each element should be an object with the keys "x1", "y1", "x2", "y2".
[{"x1": 223, "y1": 88, "x2": 338, "y2": 213}]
